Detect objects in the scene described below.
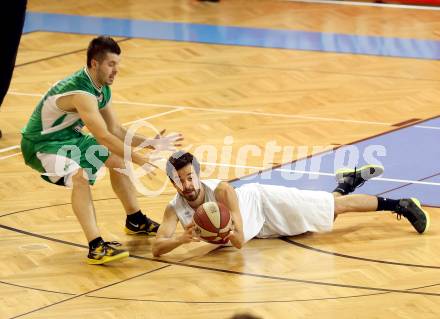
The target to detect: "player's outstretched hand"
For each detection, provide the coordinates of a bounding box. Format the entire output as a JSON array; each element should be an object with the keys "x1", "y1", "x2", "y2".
[{"x1": 149, "y1": 129, "x2": 184, "y2": 151}]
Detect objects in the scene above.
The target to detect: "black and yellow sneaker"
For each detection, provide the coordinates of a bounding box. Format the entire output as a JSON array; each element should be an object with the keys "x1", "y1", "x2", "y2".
[
  {"x1": 335, "y1": 164, "x2": 384, "y2": 194},
  {"x1": 395, "y1": 198, "x2": 430, "y2": 234},
  {"x1": 87, "y1": 241, "x2": 129, "y2": 265},
  {"x1": 125, "y1": 216, "x2": 160, "y2": 236}
]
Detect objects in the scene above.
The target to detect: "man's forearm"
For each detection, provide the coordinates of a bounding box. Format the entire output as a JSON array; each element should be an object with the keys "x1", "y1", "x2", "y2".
[
  {"x1": 152, "y1": 238, "x2": 183, "y2": 257},
  {"x1": 97, "y1": 132, "x2": 146, "y2": 166},
  {"x1": 114, "y1": 126, "x2": 154, "y2": 148}
]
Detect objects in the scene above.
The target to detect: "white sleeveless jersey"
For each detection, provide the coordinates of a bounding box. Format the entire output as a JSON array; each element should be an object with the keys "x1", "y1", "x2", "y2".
[
  {"x1": 168, "y1": 179, "x2": 265, "y2": 243},
  {"x1": 169, "y1": 180, "x2": 334, "y2": 242},
  {"x1": 169, "y1": 179, "x2": 220, "y2": 227}
]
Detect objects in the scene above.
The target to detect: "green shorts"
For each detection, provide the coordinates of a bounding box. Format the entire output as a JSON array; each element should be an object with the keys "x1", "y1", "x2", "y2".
[{"x1": 21, "y1": 134, "x2": 110, "y2": 186}]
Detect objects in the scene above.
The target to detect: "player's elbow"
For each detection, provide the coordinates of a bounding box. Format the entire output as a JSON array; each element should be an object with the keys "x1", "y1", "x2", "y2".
[
  {"x1": 231, "y1": 238, "x2": 244, "y2": 249},
  {"x1": 152, "y1": 240, "x2": 170, "y2": 257},
  {"x1": 151, "y1": 243, "x2": 162, "y2": 257}
]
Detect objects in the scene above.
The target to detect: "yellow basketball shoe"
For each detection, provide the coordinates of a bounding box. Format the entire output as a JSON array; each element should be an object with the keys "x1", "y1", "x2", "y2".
[
  {"x1": 87, "y1": 241, "x2": 129, "y2": 265},
  {"x1": 125, "y1": 215, "x2": 160, "y2": 236},
  {"x1": 395, "y1": 198, "x2": 430, "y2": 234}
]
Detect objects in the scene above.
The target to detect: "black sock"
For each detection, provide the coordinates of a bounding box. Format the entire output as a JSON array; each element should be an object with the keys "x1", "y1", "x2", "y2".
[
  {"x1": 126, "y1": 210, "x2": 146, "y2": 224},
  {"x1": 333, "y1": 183, "x2": 352, "y2": 195},
  {"x1": 89, "y1": 237, "x2": 103, "y2": 249},
  {"x1": 377, "y1": 197, "x2": 400, "y2": 211}
]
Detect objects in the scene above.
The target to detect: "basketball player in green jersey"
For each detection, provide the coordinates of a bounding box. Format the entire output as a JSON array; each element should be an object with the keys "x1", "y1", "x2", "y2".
[{"x1": 21, "y1": 36, "x2": 183, "y2": 265}]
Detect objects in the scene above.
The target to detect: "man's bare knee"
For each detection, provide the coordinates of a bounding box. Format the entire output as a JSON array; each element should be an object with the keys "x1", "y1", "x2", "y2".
[
  {"x1": 334, "y1": 197, "x2": 347, "y2": 215},
  {"x1": 71, "y1": 169, "x2": 89, "y2": 187}
]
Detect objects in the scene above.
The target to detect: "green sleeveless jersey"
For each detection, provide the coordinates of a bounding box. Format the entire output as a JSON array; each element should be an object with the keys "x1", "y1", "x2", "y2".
[
  {"x1": 22, "y1": 67, "x2": 111, "y2": 142},
  {"x1": 21, "y1": 67, "x2": 112, "y2": 172}
]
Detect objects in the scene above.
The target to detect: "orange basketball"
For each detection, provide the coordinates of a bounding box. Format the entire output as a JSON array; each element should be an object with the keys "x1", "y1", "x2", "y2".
[{"x1": 193, "y1": 201, "x2": 232, "y2": 244}]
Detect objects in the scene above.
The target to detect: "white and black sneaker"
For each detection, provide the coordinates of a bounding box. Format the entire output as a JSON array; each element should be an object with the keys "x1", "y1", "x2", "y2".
[{"x1": 334, "y1": 164, "x2": 384, "y2": 194}]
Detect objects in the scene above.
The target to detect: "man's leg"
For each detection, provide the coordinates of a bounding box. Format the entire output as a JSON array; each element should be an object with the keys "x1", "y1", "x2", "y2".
[
  {"x1": 334, "y1": 194, "x2": 378, "y2": 216},
  {"x1": 71, "y1": 168, "x2": 129, "y2": 265},
  {"x1": 104, "y1": 154, "x2": 160, "y2": 235},
  {"x1": 106, "y1": 155, "x2": 140, "y2": 214},
  {"x1": 333, "y1": 194, "x2": 429, "y2": 234},
  {"x1": 71, "y1": 168, "x2": 101, "y2": 242}
]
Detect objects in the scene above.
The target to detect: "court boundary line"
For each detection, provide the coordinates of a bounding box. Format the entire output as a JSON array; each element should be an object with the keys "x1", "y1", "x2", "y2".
[
  {"x1": 0, "y1": 152, "x2": 21, "y2": 161},
  {"x1": 0, "y1": 273, "x2": 390, "y2": 304},
  {"x1": 2, "y1": 223, "x2": 440, "y2": 301},
  {"x1": 0, "y1": 280, "x2": 75, "y2": 296},
  {"x1": 8, "y1": 92, "x2": 440, "y2": 130},
  {"x1": 22, "y1": 12, "x2": 440, "y2": 61},
  {"x1": 281, "y1": 237, "x2": 440, "y2": 269},
  {"x1": 2, "y1": 201, "x2": 439, "y2": 268},
  {"x1": 202, "y1": 162, "x2": 440, "y2": 187},
  {"x1": 6, "y1": 91, "x2": 392, "y2": 125},
  {"x1": 85, "y1": 280, "x2": 440, "y2": 303},
  {"x1": 376, "y1": 171, "x2": 440, "y2": 197},
  {"x1": 8, "y1": 264, "x2": 171, "y2": 319}
]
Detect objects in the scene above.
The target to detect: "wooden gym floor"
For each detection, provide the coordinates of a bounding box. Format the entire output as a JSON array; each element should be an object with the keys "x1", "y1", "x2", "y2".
[{"x1": 1, "y1": 1, "x2": 440, "y2": 318}]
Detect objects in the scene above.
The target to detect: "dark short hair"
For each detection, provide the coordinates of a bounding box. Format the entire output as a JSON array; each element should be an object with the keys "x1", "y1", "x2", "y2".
[
  {"x1": 86, "y1": 36, "x2": 121, "y2": 67},
  {"x1": 166, "y1": 151, "x2": 200, "y2": 180}
]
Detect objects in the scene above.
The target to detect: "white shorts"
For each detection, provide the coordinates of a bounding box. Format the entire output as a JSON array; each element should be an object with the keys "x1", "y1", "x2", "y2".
[
  {"x1": 36, "y1": 152, "x2": 81, "y2": 187},
  {"x1": 256, "y1": 184, "x2": 335, "y2": 238}
]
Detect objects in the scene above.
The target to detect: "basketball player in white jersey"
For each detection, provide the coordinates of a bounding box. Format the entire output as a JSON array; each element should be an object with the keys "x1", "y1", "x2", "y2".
[{"x1": 152, "y1": 151, "x2": 429, "y2": 257}]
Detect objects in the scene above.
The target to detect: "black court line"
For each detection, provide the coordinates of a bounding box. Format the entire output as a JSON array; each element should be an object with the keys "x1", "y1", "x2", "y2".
[
  {"x1": 0, "y1": 196, "x2": 135, "y2": 218},
  {"x1": 1, "y1": 203, "x2": 438, "y2": 270},
  {"x1": 2, "y1": 223, "x2": 440, "y2": 299},
  {"x1": 281, "y1": 238, "x2": 440, "y2": 269},
  {"x1": 15, "y1": 37, "x2": 131, "y2": 68},
  {"x1": 375, "y1": 171, "x2": 440, "y2": 200},
  {"x1": 0, "y1": 280, "x2": 75, "y2": 296},
  {"x1": 0, "y1": 245, "x2": 396, "y2": 305},
  {"x1": 4, "y1": 273, "x2": 439, "y2": 305},
  {"x1": 9, "y1": 264, "x2": 171, "y2": 319},
  {"x1": 0, "y1": 278, "x2": 387, "y2": 305},
  {"x1": 84, "y1": 281, "x2": 440, "y2": 304},
  {"x1": 85, "y1": 292, "x2": 388, "y2": 304}
]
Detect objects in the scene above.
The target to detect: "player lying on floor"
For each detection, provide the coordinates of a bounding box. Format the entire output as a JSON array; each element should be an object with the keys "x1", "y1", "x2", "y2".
[{"x1": 152, "y1": 151, "x2": 429, "y2": 257}]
